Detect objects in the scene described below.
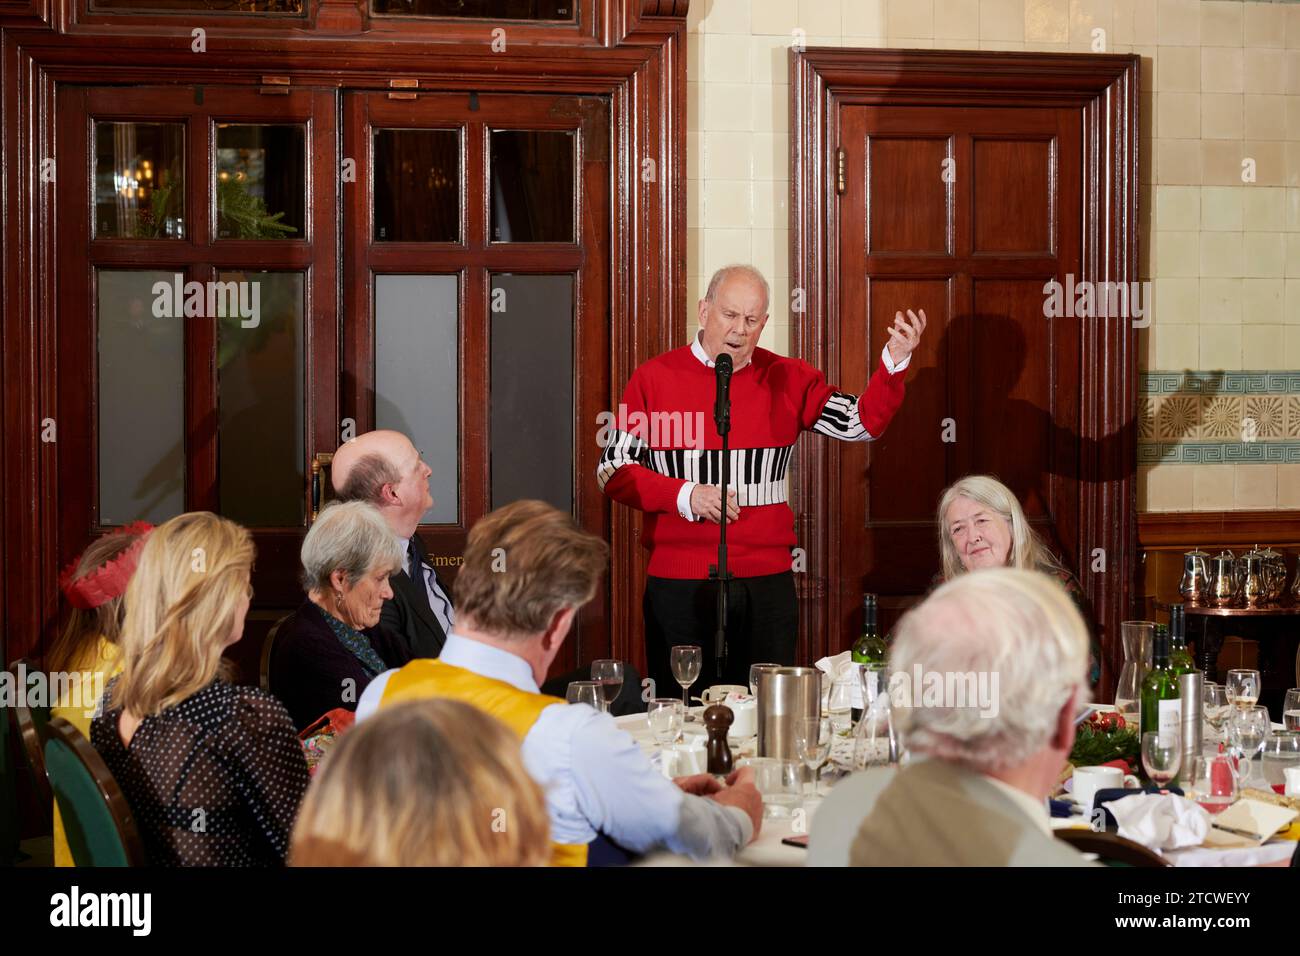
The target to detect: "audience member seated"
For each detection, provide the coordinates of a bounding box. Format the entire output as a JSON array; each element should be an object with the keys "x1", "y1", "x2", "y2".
[
  {"x1": 91, "y1": 512, "x2": 310, "y2": 866},
  {"x1": 357, "y1": 499, "x2": 762, "y2": 866},
  {"x1": 841, "y1": 569, "x2": 1096, "y2": 867},
  {"x1": 331, "y1": 430, "x2": 454, "y2": 659},
  {"x1": 290, "y1": 699, "x2": 550, "y2": 866},
  {"x1": 49, "y1": 522, "x2": 151, "y2": 867},
  {"x1": 270, "y1": 500, "x2": 413, "y2": 731},
  {"x1": 936, "y1": 474, "x2": 1099, "y2": 684}
]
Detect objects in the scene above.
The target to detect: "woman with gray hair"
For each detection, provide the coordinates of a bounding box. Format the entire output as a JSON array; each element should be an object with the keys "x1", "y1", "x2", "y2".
[
  {"x1": 935, "y1": 474, "x2": 1099, "y2": 686},
  {"x1": 270, "y1": 500, "x2": 413, "y2": 731}
]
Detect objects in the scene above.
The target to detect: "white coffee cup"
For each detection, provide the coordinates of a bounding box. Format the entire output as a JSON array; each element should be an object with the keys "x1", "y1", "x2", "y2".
[
  {"x1": 701, "y1": 684, "x2": 748, "y2": 704},
  {"x1": 1072, "y1": 765, "x2": 1140, "y2": 812},
  {"x1": 1285, "y1": 767, "x2": 1300, "y2": 797}
]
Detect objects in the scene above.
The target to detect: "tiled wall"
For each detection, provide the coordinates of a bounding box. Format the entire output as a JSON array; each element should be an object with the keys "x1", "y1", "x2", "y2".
[{"x1": 684, "y1": 0, "x2": 1300, "y2": 512}]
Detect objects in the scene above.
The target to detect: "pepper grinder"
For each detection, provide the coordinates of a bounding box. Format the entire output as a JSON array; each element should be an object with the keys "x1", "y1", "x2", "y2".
[{"x1": 703, "y1": 704, "x2": 734, "y2": 776}]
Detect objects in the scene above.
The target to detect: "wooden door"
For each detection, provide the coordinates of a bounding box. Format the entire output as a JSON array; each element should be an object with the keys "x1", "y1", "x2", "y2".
[
  {"x1": 790, "y1": 50, "x2": 1141, "y2": 693},
  {"x1": 834, "y1": 104, "x2": 1082, "y2": 638},
  {"x1": 342, "y1": 91, "x2": 611, "y2": 675}
]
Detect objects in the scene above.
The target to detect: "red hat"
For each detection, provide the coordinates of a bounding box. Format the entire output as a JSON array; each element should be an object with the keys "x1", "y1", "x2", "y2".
[{"x1": 58, "y1": 521, "x2": 154, "y2": 610}]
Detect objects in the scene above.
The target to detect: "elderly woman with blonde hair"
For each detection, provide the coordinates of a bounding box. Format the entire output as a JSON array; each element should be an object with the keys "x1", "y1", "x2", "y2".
[
  {"x1": 90, "y1": 512, "x2": 309, "y2": 866},
  {"x1": 935, "y1": 474, "x2": 1099, "y2": 685},
  {"x1": 290, "y1": 698, "x2": 551, "y2": 867}
]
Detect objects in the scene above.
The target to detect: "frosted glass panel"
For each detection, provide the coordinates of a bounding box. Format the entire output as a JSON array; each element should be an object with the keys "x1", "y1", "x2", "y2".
[
  {"x1": 375, "y1": 275, "x2": 459, "y2": 524},
  {"x1": 98, "y1": 270, "x2": 185, "y2": 524},
  {"x1": 490, "y1": 274, "x2": 572, "y2": 512},
  {"x1": 217, "y1": 272, "x2": 305, "y2": 526}
]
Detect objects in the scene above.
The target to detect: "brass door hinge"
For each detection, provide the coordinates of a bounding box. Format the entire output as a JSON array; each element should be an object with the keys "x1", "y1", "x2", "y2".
[
  {"x1": 388, "y1": 78, "x2": 419, "y2": 101},
  {"x1": 837, "y1": 147, "x2": 846, "y2": 195}
]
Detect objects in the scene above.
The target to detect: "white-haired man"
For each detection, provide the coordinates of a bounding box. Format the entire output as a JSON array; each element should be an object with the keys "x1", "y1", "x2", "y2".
[{"x1": 812, "y1": 568, "x2": 1095, "y2": 867}]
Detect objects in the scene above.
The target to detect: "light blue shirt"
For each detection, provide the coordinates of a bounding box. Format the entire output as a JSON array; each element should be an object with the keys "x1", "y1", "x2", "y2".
[{"x1": 357, "y1": 633, "x2": 752, "y2": 859}]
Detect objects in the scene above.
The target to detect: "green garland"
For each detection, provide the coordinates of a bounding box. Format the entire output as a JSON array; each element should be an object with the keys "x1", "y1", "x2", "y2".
[{"x1": 1070, "y1": 722, "x2": 1139, "y2": 771}]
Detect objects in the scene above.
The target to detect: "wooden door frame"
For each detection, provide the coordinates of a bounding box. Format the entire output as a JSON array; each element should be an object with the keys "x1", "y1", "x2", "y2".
[
  {"x1": 789, "y1": 48, "x2": 1140, "y2": 697},
  {"x1": 1, "y1": 0, "x2": 689, "y2": 665}
]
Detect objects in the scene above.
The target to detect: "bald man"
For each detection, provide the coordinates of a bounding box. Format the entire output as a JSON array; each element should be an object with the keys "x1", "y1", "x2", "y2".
[{"x1": 332, "y1": 430, "x2": 453, "y2": 659}]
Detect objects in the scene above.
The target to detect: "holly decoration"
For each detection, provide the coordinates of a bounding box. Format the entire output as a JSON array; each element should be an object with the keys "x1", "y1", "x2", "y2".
[{"x1": 1069, "y1": 711, "x2": 1139, "y2": 772}]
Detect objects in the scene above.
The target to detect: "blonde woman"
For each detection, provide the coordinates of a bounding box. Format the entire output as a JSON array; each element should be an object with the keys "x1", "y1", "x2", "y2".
[
  {"x1": 290, "y1": 699, "x2": 550, "y2": 867},
  {"x1": 935, "y1": 475, "x2": 1099, "y2": 685},
  {"x1": 49, "y1": 522, "x2": 151, "y2": 866},
  {"x1": 90, "y1": 512, "x2": 309, "y2": 866}
]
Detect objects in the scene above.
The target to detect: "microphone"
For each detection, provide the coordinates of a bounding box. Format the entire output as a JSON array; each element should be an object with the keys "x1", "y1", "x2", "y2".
[{"x1": 713, "y1": 352, "x2": 733, "y2": 435}]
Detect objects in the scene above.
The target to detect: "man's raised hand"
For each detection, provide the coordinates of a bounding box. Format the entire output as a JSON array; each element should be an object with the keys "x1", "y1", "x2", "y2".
[{"x1": 886, "y1": 308, "x2": 927, "y2": 366}]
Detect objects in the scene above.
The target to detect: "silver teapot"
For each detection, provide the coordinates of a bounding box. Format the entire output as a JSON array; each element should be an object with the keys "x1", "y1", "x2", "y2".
[
  {"x1": 1257, "y1": 546, "x2": 1286, "y2": 603},
  {"x1": 1210, "y1": 549, "x2": 1239, "y2": 607},
  {"x1": 1239, "y1": 548, "x2": 1268, "y2": 608},
  {"x1": 1179, "y1": 548, "x2": 1211, "y2": 606}
]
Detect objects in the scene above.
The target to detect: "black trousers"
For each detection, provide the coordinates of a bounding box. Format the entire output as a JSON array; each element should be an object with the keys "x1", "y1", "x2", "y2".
[{"x1": 644, "y1": 571, "x2": 798, "y2": 698}]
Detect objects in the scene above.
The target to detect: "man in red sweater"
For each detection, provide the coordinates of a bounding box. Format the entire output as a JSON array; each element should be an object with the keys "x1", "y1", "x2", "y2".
[{"x1": 598, "y1": 264, "x2": 926, "y2": 691}]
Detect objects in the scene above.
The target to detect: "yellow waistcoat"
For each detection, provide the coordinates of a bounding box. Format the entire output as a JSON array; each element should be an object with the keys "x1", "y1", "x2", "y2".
[{"x1": 380, "y1": 658, "x2": 586, "y2": 867}]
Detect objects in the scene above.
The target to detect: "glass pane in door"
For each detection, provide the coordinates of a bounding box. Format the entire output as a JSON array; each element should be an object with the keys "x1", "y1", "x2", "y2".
[
  {"x1": 94, "y1": 122, "x2": 186, "y2": 239},
  {"x1": 215, "y1": 124, "x2": 306, "y2": 240},
  {"x1": 490, "y1": 273, "x2": 573, "y2": 512},
  {"x1": 217, "y1": 271, "x2": 305, "y2": 526},
  {"x1": 489, "y1": 130, "x2": 575, "y2": 243},
  {"x1": 375, "y1": 274, "x2": 459, "y2": 524},
  {"x1": 373, "y1": 129, "x2": 462, "y2": 243},
  {"x1": 98, "y1": 270, "x2": 186, "y2": 524}
]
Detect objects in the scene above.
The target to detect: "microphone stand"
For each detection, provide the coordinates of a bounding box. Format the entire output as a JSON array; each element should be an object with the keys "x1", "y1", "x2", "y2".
[{"x1": 709, "y1": 369, "x2": 732, "y2": 682}]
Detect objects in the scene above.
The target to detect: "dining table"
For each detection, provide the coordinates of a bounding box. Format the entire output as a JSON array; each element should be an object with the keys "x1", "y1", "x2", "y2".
[{"x1": 613, "y1": 709, "x2": 1300, "y2": 867}]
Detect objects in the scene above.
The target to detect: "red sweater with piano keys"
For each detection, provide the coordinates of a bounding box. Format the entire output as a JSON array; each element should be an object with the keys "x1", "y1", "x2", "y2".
[{"x1": 597, "y1": 344, "x2": 907, "y2": 579}]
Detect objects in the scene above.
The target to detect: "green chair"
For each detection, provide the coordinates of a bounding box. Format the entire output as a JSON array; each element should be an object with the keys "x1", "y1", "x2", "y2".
[
  {"x1": 11, "y1": 659, "x2": 52, "y2": 806},
  {"x1": 43, "y1": 717, "x2": 145, "y2": 866},
  {"x1": 1, "y1": 700, "x2": 20, "y2": 864}
]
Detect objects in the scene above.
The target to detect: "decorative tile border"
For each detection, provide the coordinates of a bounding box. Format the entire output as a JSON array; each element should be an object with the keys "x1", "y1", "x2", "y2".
[{"x1": 1138, "y1": 371, "x2": 1300, "y2": 464}]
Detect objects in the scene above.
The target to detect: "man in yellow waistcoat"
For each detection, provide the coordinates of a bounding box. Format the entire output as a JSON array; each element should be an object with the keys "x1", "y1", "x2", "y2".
[{"x1": 357, "y1": 499, "x2": 762, "y2": 866}]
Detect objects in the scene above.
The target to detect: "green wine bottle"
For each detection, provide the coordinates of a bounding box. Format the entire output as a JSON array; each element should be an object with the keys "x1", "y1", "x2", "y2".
[
  {"x1": 1140, "y1": 624, "x2": 1182, "y2": 784},
  {"x1": 852, "y1": 593, "x2": 887, "y2": 666},
  {"x1": 1169, "y1": 605, "x2": 1196, "y2": 676}
]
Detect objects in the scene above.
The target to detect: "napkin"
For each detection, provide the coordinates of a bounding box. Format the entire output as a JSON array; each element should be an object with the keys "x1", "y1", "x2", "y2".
[
  {"x1": 1100, "y1": 792, "x2": 1211, "y2": 850},
  {"x1": 814, "y1": 652, "x2": 863, "y2": 709},
  {"x1": 1205, "y1": 798, "x2": 1299, "y2": 847}
]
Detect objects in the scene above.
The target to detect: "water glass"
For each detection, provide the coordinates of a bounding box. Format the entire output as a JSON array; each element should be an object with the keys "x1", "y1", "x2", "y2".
[
  {"x1": 1284, "y1": 688, "x2": 1300, "y2": 732},
  {"x1": 1261, "y1": 730, "x2": 1300, "y2": 791},
  {"x1": 1226, "y1": 705, "x2": 1270, "y2": 787},
  {"x1": 565, "y1": 680, "x2": 601, "y2": 709},
  {"x1": 647, "y1": 698, "x2": 684, "y2": 747},
  {"x1": 1186, "y1": 754, "x2": 1238, "y2": 815},
  {"x1": 749, "y1": 662, "x2": 780, "y2": 698},
  {"x1": 736, "y1": 757, "x2": 802, "y2": 819},
  {"x1": 793, "y1": 716, "x2": 831, "y2": 805}
]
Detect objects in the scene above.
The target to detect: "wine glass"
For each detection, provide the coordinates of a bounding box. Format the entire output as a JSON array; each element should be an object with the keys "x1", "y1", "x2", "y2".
[
  {"x1": 1141, "y1": 729, "x2": 1181, "y2": 791},
  {"x1": 1203, "y1": 682, "x2": 1230, "y2": 740},
  {"x1": 793, "y1": 716, "x2": 832, "y2": 806},
  {"x1": 590, "y1": 659, "x2": 624, "y2": 714},
  {"x1": 565, "y1": 680, "x2": 602, "y2": 709},
  {"x1": 1227, "y1": 705, "x2": 1271, "y2": 787},
  {"x1": 647, "y1": 698, "x2": 684, "y2": 747},
  {"x1": 1226, "y1": 669, "x2": 1261, "y2": 711},
  {"x1": 1261, "y1": 731, "x2": 1300, "y2": 791},
  {"x1": 1187, "y1": 754, "x2": 1238, "y2": 815},
  {"x1": 1284, "y1": 688, "x2": 1300, "y2": 732},
  {"x1": 670, "y1": 645, "x2": 702, "y2": 720},
  {"x1": 749, "y1": 662, "x2": 780, "y2": 698}
]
